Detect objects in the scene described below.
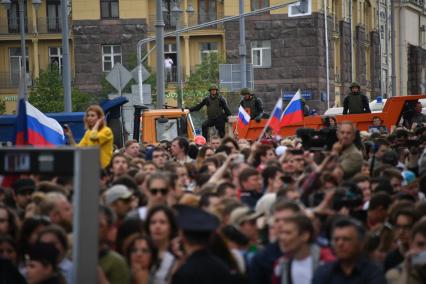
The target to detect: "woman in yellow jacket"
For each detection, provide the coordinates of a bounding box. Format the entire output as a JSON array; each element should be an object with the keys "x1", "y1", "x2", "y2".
[{"x1": 64, "y1": 105, "x2": 114, "y2": 168}]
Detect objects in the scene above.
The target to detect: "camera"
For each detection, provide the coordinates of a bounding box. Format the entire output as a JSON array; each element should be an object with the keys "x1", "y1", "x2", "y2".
[{"x1": 296, "y1": 128, "x2": 338, "y2": 151}]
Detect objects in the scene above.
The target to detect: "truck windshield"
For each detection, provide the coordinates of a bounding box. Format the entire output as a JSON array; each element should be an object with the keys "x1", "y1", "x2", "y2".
[{"x1": 156, "y1": 119, "x2": 179, "y2": 141}]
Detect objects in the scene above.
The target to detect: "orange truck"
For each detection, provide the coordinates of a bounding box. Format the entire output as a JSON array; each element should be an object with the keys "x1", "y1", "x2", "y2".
[
  {"x1": 133, "y1": 106, "x2": 195, "y2": 144},
  {"x1": 234, "y1": 95, "x2": 426, "y2": 140}
]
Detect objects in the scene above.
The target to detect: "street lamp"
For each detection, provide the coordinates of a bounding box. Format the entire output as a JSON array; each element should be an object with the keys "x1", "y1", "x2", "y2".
[
  {"x1": 0, "y1": 0, "x2": 11, "y2": 11},
  {"x1": 171, "y1": 0, "x2": 194, "y2": 108}
]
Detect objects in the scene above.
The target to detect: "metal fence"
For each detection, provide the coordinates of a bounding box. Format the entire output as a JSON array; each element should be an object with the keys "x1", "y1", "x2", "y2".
[
  {"x1": 148, "y1": 11, "x2": 224, "y2": 32},
  {"x1": 0, "y1": 16, "x2": 69, "y2": 34}
]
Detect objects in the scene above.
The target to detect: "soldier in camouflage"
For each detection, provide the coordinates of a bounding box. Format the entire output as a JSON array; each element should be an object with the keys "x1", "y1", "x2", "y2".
[
  {"x1": 343, "y1": 82, "x2": 371, "y2": 115},
  {"x1": 189, "y1": 84, "x2": 231, "y2": 141},
  {"x1": 239, "y1": 88, "x2": 267, "y2": 122}
]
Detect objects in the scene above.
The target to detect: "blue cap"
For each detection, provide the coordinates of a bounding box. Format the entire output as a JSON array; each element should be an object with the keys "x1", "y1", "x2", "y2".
[{"x1": 175, "y1": 205, "x2": 219, "y2": 232}]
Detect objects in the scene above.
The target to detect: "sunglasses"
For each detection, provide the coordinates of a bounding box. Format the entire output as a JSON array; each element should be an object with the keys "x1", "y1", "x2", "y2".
[{"x1": 149, "y1": 188, "x2": 168, "y2": 196}]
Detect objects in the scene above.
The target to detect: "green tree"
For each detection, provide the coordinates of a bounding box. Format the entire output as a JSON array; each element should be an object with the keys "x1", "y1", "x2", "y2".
[
  {"x1": 0, "y1": 99, "x2": 5, "y2": 114},
  {"x1": 29, "y1": 64, "x2": 95, "y2": 112},
  {"x1": 184, "y1": 52, "x2": 225, "y2": 107}
]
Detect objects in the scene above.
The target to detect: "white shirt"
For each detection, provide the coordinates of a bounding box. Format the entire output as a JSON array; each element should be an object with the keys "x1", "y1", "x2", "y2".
[
  {"x1": 291, "y1": 255, "x2": 313, "y2": 284},
  {"x1": 164, "y1": 58, "x2": 173, "y2": 68}
]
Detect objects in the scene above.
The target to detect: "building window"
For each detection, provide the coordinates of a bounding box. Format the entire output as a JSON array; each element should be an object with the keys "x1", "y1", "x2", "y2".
[
  {"x1": 49, "y1": 47, "x2": 63, "y2": 73},
  {"x1": 199, "y1": 0, "x2": 217, "y2": 23},
  {"x1": 200, "y1": 42, "x2": 218, "y2": 62},
  {"x1": 251, "y1": 0, "x2": 269, "y2": 11},
  {"x1": 102, "y1": 45, "x2": 121, "y2": 72},
  {"x1": 7, "y1": 0, "x2": 28, "y2": 33},
  {"x1": 46, "y1": 0, "x2": 61, "y2": 33},
  {"x1": 9, "y1": 47, "x2": 29, "y2": 86},
  {"x1": 251, "y1": 40, "x2": 271, "y2": 68},
  {"x1": 101, "y1": 0, "x2": 119, "y2": 19}
]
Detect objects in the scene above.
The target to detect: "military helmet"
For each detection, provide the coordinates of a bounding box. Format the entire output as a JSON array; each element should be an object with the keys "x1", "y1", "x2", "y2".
[
  {"x1": 208, "y1": 84, "x2": 219, "y2": 91},
  {"x1": 350, "y1": 82, "x2": 361, "y2": 89},
  {"x1": 240, "y1": 88, "x2": 251, "y2": 95}
]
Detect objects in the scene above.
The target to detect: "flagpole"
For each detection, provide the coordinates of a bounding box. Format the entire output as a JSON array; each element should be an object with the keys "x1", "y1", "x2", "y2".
[{"x1": 257, "y1": 110, "x2": 274, "y2": 142}]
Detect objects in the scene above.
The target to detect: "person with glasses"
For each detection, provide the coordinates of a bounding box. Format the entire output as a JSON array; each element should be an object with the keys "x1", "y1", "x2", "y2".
[
  {"x1": 384, "y1": 207, "x2": 420, "y2": 272},
  {"x1": 125, "y1": 234, "x2": 159, "y2": 284}
]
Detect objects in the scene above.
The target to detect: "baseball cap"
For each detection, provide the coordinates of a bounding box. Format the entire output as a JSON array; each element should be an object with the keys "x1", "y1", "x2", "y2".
[
  {"x1": 104, "y1": 185, "x2": 133, "y2": 205},
  {"x1": 229, "y1": 206, "x2": 262, "y2": 228}
]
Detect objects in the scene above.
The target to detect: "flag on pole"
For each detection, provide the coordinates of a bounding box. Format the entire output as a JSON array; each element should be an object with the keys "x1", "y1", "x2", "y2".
[
  {"x1": 237, "y1": 106, "x2": 251, "y2": 131},
  {"x1": 15, "y1": 98, "x2": 65, "y2": 146},
  {"x1": 280, "y1": 90, "x2": 304, "y2": 126},
  {"x1": 268, "y1": 97, "x2": 284, "y2": 133}
]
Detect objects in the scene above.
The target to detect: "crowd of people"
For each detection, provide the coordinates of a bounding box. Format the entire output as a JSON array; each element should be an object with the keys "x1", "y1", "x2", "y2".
[{"x1": 1, "y1": 97, "x2": 426, "y2": 284}]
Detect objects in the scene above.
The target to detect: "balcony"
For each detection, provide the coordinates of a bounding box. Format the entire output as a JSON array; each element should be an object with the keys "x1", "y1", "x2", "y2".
[
  {"x1": 148, "y1": 11, "x2": 224, "y2": 32},
  {"x1": 0, "y1": 17, "x2": 28, "y2": 34},
  {"x1": 0, "y1": 16, "x2": 68, "y2": 35},
  {"x1": 0, "y1": 72, "x2": 19, "y2": 89},
  {"x1": 36, "y1": 17, "x2": 63, "y2": 33},
  {"x1": 406, "y1": 0, "x2": 424, "y2": 7}
]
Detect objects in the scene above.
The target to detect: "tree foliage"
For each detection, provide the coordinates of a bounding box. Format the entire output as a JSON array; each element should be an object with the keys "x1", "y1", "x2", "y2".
[
  {"x1": 29, "y1": 65, "x2": 95, "y2": 112},
  {"x1": 183, "y1": 53, "x2": 225, "y2": 108},
  {"x1": 0, "y1": 99, "x2": 5, "y2": 114}
]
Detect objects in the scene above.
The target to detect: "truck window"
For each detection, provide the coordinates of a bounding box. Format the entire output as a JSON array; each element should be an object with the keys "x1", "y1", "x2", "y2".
[{"x1": 156, "y1": 119, "x2": 179, "y2": 141}]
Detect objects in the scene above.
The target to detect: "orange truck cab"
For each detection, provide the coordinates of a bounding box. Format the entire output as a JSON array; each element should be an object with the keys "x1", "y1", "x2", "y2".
[
  {"x1": 133, "y1": 106, "x2": 195, "y2": 145},
  {"x1": 234, "y1": 95, "x2": 426, "y2": 140}
]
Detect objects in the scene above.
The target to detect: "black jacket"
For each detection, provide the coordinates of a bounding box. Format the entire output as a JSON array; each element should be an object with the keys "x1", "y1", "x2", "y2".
[
  {"x1": 171, "y1": 249, "x2": 234, "y2": 284},
  {"x1": 189, "y1": 95, "x2": 232, "y2": 119},
  {"x1": 343, "y1": 93, "x2": 371, "y2": 114},
  {"x1": 240, "y1": 96, "x2": 264, "y2": 119}
]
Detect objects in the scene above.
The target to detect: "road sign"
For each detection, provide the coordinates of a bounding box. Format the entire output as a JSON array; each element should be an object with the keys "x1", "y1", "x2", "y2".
[
  {"x1": 219, "y1": 64, "x2": 254, "y2": 92},
  {"x1": 282, "y1": 90, "x2": 313, "y2": 101},
  {"x1": 106, "y1": 63, "x2": 132, "y2": 92},
  {"x1": 289, "y1": 0, "x2": 311, "y2": 17},
  {"x1": 131, "y1": 66, "x2": 151, "y2": 83}
]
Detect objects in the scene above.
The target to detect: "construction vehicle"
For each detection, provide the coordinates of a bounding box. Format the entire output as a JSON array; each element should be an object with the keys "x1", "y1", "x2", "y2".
[{"x1": 234, "y1": 95, "x2": 426, "y2": 140}]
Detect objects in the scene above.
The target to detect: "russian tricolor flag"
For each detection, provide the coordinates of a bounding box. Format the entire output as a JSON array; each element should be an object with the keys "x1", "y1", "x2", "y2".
[
  {"x1": 269, "y1": 97, "x2": 284, "y2": 133},
  {"x1": 15, "y1": 98, "x2": 65, "y2": 146},
  {"x1": 237, "y1": 106, "x2": 251, "y2": 130},
  {"x1": 281, "y1": 90, "x2": 304, "y2": 126}
]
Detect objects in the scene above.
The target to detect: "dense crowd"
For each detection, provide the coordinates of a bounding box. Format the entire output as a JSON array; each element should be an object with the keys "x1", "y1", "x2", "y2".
[{"x1": 1, "y1": 104, "x2": 426, "y2": 284}]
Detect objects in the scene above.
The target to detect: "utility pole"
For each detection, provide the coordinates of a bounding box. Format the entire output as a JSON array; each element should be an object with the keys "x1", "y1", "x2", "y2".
[
  {"x1": 18, "y1": 0, "x2": 27, "y2": 100},
  {"x1": 239, "y1": 0, "x2": 247, "y2": 89},
  {"x1": 155, "y1": 0, "x2": 165, "y2": 109},
  {"x1": 61, "y1": 0, "x2": 72, "y2": 111},
  {"x1": 390, "y1": 0, "x2": 396, "y2": 97}
]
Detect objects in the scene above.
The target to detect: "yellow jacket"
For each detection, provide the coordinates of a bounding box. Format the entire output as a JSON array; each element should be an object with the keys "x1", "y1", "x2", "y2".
[{"x1": 78, "y1": 126, "x2": 113, "y2": 168}]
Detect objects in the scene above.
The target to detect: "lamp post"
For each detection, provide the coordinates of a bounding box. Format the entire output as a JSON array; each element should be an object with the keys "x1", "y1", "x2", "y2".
[
  {"x1": 171, "y1": 0, "x2": 194, "y2": 108},
  {"x1": 155, "y1": 0, "x2": 166, "y2": 109},
  {"x1": 239, "y1": 0, "x2": 247, "y2": 89},
  {"x1": 61, "y1": 0, "x2": 72, "y2": 112}
]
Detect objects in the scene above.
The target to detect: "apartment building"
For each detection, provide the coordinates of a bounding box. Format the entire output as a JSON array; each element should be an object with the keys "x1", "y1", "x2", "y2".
[
  {"x1": 0, "y1": 0, "x2": 72, "y2": 113},
  {"x1": 222, "y1": 0, "x2": 382, "y2": 111}
]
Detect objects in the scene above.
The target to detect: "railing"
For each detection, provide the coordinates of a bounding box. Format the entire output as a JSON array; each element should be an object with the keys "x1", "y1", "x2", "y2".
[
  {"x1": 0, "y1": 16, "x2": 68, "y2": 34},
  {"x1": 165, "y1": 66, "x2": 186, "y2": 83},
  {"x1": 406, "y1": 0, "x2": 424, "y2": 7},
  {"x1": 37, "y1": 17, "x2": 62, "y2": 33},
  {"x1": 148, "y1": 11, "x2": 224, "y2": 32},
  {"x1": 0, "y1": 72, "x2": 20, "y2": 89},
  {"x1": 2, "y1": 17, "x2": 28, "y2": 34}
]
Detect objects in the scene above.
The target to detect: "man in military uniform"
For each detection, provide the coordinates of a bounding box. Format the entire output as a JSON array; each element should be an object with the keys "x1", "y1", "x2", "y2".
[
  {"x1": 239, "y1": 88, "x2": 267, "y2": 122},
  {"x1": 171, "y1": 205, "x2": 235, "y2": 284},
  {"x1": 189, "y1": 84, "x2": 231, "y2": 140},
  {"x1": 343, "y1": 82, "x2": 371, "y2": 114}
]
